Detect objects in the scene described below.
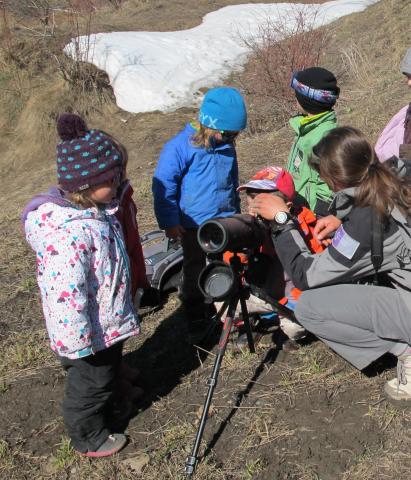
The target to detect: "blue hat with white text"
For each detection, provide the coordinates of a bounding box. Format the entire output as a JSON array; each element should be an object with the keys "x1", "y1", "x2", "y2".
[{"x1": 198, "y1": 87, "x2": 247, "y2": 131}]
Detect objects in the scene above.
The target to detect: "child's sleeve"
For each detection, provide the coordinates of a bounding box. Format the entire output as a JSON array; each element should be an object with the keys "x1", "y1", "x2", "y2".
[
  {"x1": 152, "y1": 140, "x2": 187, "y2": 229},
  {"x1": 42, "y1": 227, "x2": 93, "y2": 358},
  {"x1": 124, "y1": 196, "x2": 150, "y2": 293}
]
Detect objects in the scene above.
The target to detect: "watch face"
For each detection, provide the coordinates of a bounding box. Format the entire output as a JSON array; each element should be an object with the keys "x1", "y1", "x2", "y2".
[{"x1": 275, "y1": 211, "x2": 289, "y2": 224}]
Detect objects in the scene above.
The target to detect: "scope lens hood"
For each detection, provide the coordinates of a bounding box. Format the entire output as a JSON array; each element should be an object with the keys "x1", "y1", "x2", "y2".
[
  {"x1": 197, "y1": 220, "x2": 228, "y2": 254},
  {"x1": 198, "y1": 261, "x2": 235, "y2": 301}
]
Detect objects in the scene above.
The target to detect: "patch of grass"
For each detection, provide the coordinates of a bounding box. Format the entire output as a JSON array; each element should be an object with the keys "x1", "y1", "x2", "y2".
[
  {"x1": 153, "y1": 420, "x2": 194, "y2": 461},
  {"x1": 244, "y1": 457, "x2": 265, "y2": 479},
  {"x1": 52, "y1": 437, "x2": 76, "y2": 470},
  {"x1": 136, "y1": 175, "x2": 153, "y2": 200},
  {"x1": 0, "y1": 330, "x2": 54, "y2": 379},
  {"x1": 242, "y1": 418, "x2": 294, "y2": 450},
  {"x1": 308, "y1": 353, "x2": 322, "y2": 375},
  {"x1": 355, "y1": 445, "x2": 374, "y2": 464},
  {"x1": 223, "y1": 347, "x2": 255, "y2": 372},
  {"x1": 365, "y1": 401, "x2": 401, "y2": 432},
  {"x1": 0, "y1": 439, "x2": 14, "y2": 473},
  {"x1": 17, "y1": 276, "x2": 37, "y2": 293},
  {"x1": 0, "y1": 382, "x2": 9, "y2": 394}
]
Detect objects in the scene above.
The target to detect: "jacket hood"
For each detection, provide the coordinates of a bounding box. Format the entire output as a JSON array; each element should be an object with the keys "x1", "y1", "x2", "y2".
[
  {"x1": 21, "y1": 187, "x2": 72, "y2": 224},
  {"x1": 117, "y1": 180, "x2": 134, "y2": 204},
  {"x1": 24, "y1": 189, "x2": 118, "y2": 252},
  {"x1": 329, "y1": 187, "x2": 356, "y2": 219},
  {"x1": 289, "y1": 110, "x2": 336, "y2": 136}
]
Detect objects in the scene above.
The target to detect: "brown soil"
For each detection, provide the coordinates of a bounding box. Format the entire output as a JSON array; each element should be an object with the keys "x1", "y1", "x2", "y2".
[{"x1": 1, "y1": 1, "x2": 411, "y2": 479}]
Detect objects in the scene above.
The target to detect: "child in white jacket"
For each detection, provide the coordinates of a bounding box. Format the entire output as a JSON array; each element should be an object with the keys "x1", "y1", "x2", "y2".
[{"x1": 23, "y1": 114, "x2": 140, "y2": 457}]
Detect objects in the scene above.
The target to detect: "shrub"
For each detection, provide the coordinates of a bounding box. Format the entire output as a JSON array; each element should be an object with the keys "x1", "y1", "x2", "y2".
[
  {"x1": 0, "y1": 1, "x2": 112, "y2": 96},
  {"x1": 238, "y1": 5, "x2": 332, "y2": 134}
]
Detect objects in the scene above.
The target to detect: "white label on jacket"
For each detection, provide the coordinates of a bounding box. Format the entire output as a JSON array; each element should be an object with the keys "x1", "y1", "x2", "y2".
[
  {"x1": 332, "y1": 225, "x2": 360, "y2": 260},
  {"x1": 293, "y1": 148, "x2": 303, "y2": 173}
]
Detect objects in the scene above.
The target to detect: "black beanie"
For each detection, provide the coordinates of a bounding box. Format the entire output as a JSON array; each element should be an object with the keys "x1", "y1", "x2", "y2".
[{"x1": 293, "y1": 67, "x2": 339, "y2": 115}]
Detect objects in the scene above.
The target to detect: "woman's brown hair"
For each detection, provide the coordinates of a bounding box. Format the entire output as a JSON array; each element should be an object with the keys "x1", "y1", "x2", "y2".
[{"x1": 310, "y1": 126, "x2": 411, "y2": 218}]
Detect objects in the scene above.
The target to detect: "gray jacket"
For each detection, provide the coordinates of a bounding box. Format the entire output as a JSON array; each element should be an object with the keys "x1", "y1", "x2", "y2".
[{"x1": 271, "y1": 188, "x2": 411, "y2": 313}]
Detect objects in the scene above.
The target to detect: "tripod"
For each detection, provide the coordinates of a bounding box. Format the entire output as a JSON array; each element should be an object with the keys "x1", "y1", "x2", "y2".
[
  {"x1": 184, "y1": 254, "x2": 298, "y2": 478},
  {"x1": 184, "y1": 254, "x2": 255, "y2": 477}
]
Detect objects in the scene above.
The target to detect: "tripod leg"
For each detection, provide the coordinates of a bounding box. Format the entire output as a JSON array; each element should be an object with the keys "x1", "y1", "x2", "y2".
[
  {"x1": 184, "y1": 296, "x2": 238, "y2": 478},
  {"x1": 250, "y1": 285, "x2": 298, "y2": 323},
  {"x1": 239, "y1": 294, "x2": 255, "y2": 354}
]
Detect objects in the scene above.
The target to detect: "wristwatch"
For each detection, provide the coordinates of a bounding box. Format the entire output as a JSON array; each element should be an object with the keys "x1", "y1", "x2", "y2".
[
  {"x1": 274, "y1": 211, "x2": 291, "y2": 225},
  {"x1": 270, "y1": 211, "x2": 292, "y2": 233}
]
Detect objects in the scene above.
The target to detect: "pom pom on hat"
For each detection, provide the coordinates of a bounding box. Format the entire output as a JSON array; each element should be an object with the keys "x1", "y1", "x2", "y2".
[{"x1": 57, "y1": 113, "x2": 88, "y2": 141}]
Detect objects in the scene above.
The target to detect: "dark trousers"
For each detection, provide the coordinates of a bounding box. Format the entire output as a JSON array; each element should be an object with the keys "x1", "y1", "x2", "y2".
[
  {"x1": 59, "y1": 343, "x2": 123, "y2": 453},
  {"x1": 181, "y1": 228, "x2": 206, "y2": 306}
]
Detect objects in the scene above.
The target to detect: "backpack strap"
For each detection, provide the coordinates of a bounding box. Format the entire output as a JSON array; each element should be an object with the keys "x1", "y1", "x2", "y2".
[{"x1": 371, "y1": 209, "x2": 384, "y2": 286}]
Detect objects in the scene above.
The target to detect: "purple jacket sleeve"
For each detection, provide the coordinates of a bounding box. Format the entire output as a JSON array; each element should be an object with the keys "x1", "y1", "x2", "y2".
[{"x1": 375, "y1": 105, "x2": 408, "y2": 162}]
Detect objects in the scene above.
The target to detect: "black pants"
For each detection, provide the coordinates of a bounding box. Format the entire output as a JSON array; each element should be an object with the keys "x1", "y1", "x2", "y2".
[
  {"x1": 59, "y1": 343, "x2": 123, "y2": 453},
  {"x1": 181, "y1": 228, "x2": 206, "y2": 306}
]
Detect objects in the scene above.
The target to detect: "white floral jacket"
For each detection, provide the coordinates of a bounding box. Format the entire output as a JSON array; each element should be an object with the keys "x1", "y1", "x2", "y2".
[{"x1": 24, "y1": 201, "x2": 140, "y2": 359}]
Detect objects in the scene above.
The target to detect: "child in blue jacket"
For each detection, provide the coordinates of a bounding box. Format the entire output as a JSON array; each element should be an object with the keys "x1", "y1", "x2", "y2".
[{"x1": 152, "y1": 87, "x2": 247, "y2": 336}]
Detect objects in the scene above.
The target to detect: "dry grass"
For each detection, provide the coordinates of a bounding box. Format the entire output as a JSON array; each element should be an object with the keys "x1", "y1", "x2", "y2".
[{"x1": 237, "y1": 4, "x2": 332, "y2": 133}]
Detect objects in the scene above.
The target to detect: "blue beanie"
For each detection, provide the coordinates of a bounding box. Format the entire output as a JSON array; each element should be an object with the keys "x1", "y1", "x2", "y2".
[{"x1": 198, "y1": 87, "x2": 247, "y2": 131}]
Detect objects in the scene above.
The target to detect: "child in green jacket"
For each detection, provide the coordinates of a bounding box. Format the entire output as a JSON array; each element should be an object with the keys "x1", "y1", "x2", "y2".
[{"x1": 287, "y1": 67, "x2": 340, "y2": 217}]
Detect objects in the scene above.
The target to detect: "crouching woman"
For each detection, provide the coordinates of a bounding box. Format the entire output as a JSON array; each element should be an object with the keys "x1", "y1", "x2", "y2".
[{"x1": 252, "y1": 127, "x2": 411, "y2": 401}]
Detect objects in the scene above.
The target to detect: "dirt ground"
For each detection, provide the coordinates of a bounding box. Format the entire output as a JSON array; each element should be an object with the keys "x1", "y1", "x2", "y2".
[{"x1": 1, "y1": 0, "x2": 411, "y2": 479}]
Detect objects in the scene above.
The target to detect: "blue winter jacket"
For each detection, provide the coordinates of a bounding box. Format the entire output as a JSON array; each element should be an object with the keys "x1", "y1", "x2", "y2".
[{"x1": 153, "y1": 124, "x2": 241, "y2": 229}]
